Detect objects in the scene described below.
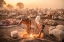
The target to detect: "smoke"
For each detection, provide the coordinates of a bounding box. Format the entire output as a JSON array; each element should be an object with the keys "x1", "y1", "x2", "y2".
[{"x1": 0, "y1": 0, "x2": 6, "y2": 7}]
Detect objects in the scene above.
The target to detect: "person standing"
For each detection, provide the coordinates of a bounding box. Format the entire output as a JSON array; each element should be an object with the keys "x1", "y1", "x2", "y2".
[
  {"x1": 35, "y1": 15, "x2": 42, "y2": 29},
  {"x1": 35, "y1": 15, "x2": 45, "y2": 38}
]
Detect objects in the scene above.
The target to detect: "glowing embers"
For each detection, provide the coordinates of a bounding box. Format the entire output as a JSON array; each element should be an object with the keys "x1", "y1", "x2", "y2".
[
  {"x1": 18, "y1": 29, "x2": 40, "y2": 39},
  {"x1": 18, "y1": 32, "x2": 39, "y2": 39},
  {"x1": 30, "y1": 34, "x2": 34, "y2": 38}
]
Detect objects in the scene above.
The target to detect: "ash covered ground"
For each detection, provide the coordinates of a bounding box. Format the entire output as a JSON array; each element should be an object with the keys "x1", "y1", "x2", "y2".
[
  {"x1": 0, "y1": 6, "x2": 64, "y2": 42},
  {"x1": 0, "y1": 18, "x2": 64, "y2": 42}
]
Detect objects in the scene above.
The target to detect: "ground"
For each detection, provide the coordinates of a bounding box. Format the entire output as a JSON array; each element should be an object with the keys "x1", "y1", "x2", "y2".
[{"x1": 0, "y1": 18, "x2": 64, "y2": 42}]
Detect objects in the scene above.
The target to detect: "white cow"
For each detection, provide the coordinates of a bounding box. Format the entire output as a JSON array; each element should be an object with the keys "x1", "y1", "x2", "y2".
[{"x1": 49, "y1": 25, "x2": 64, "y2": 41}]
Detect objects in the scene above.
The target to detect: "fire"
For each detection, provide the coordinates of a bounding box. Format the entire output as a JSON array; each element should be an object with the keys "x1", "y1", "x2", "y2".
[{"x1": 30, "y1": 34, "x2": 34, "y2": 38}]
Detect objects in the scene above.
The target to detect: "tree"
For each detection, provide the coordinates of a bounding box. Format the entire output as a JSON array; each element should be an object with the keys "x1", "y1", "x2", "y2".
[
  {"x1": 7, "y1": 4, "x2": 14, "y2": 9},
  {"x1": 0, "y1": 0, "x2": 6, "y2": 7},
  {"x1": 16, "y1": 2, "x2": 24, "y2": 9}
]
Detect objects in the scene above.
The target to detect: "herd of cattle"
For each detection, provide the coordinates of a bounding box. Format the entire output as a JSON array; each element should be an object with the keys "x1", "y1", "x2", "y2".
[{"x1": 0, "y1": 8, "x2": 64, "y2": 41}]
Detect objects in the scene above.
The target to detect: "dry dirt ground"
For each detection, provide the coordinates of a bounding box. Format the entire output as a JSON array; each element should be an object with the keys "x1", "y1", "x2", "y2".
[{"x1": 0, "y1": 18, "x2": 64, "y2": 42}]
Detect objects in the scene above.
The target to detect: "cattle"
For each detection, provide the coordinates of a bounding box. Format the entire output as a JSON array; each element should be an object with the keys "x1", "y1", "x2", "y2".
[{"x1": 49, "y1": 25, "x2": 64, "y2": 41}]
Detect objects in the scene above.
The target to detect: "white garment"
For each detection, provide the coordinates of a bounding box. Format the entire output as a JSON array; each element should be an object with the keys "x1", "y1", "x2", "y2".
[{"x1": 35, "y1": 16, "x2": 41, "y2": 24}]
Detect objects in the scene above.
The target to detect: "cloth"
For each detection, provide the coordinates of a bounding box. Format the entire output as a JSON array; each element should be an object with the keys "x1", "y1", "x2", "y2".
[
  {"x1": 35, "y1": 16, "x2": 42, "y2": 29},
  {"x1": 35, "y1": 16, "x2": 41, "y2": 24}
]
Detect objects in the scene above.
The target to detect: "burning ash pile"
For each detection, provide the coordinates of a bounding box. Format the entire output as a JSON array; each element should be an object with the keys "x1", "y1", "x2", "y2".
[{"x1": 11, "y1": 25, "x2": 41, "y2": 39}]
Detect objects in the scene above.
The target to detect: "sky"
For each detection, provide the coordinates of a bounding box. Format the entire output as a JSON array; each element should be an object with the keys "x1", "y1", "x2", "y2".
[{"x1": 5, "y1": 0, "x2": 64, "y2": 9}]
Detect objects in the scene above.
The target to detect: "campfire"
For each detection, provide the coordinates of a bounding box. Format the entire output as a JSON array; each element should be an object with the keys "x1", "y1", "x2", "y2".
[
  {"x1": 18, "y1": 30, "x2": 39, "y2": 39},
  {"x1": 29, "y1": 34, "x2": 35, "y2": 39},
  {"x1": 30, "y1": 34, "x2": 34, "y2": 38}
]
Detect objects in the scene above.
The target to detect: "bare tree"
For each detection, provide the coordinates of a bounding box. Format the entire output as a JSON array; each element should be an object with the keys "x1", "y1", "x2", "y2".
[
  {"x1": 16, "y1": 2, "x2": 24, "y2": 9},
  {"x1": 7, "y1": 4, "x2": 14, "y2": 9},
  {"x1": 0, "y1": 0, "x2": 6, "y2": 7}
]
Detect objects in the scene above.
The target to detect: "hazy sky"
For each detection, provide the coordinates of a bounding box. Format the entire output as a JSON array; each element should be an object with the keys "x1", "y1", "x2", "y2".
[{"x1": 5, "y1": 0, "x2": 64, "y2": 9}]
